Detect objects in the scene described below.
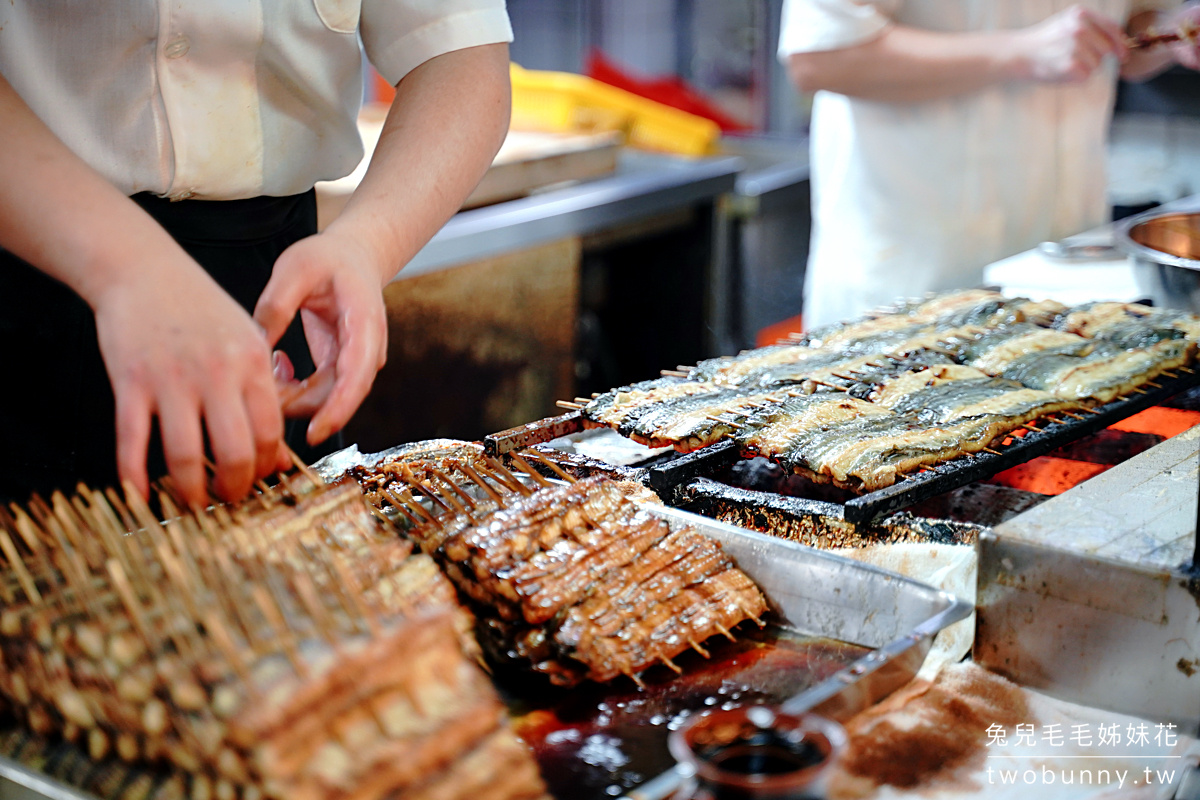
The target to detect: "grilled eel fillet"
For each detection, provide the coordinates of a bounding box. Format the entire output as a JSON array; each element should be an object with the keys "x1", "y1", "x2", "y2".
[
  {"x1": 1002, "y1": 338, "x2": 1194, "y2": 403},
  {"x1": 368, "y1": 467, "x2": 767, "y2": 687},
  {"x1": 733, "y1": 394, "x2": 988, "y2": 491},
  {"x1": 1056, "y1": 301, "x2": 1200, "y2": 346},
  {"x1": 687, "y1": 293, "x2": 1049, "y2": 387},
  {"x1": 733, "y1": 372, "x2": 1086, "y2": 492},
  {"x1": 943, "y1": 323, "x2": 1094, "y2": 375}
]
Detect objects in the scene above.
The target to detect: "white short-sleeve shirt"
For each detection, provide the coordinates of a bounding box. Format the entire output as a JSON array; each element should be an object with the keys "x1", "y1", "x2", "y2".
[
  {"x1": 0, "y1": 1, "x2": 513, "y2": 200},
  {"x1": 779, "y1": 0, "x2": 1175, "y2": 330}
]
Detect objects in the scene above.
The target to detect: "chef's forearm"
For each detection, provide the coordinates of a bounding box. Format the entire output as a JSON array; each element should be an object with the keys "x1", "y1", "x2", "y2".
[
  {"x1": 0, "y1": 73, "x2": 199, "y2": 308},
  {"x1": 786, "y1": 26, "x2": 1024, "y2": 104},
  {"x1": 327, "y1": 42, "x2": 512, "y2": 285}
]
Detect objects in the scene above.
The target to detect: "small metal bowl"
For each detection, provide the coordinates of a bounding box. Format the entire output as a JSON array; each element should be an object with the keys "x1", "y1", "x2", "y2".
[{"x1": 1117, "y1": 209, "x2": 1200, "y2": 313}]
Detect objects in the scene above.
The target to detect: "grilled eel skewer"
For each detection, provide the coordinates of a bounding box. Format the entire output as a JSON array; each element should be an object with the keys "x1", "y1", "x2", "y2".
[{"x1": 355, "y1": 459, "x2": 768, "y2": 688}]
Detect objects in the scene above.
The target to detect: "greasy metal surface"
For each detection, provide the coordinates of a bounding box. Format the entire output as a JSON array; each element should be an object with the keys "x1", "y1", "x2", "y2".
[
  {"x1": 399, "y1": 152, "x2": 742, "y2": 279},
  {"x1": 678, "y1": 478, "x2": 982, "y2": 550},
  {"x1": 485, "y1": 411, "x2": 584, "y2": 456},
  {"x1": 975, "y1": 425, "x2": 1200, "y2": 732},
  {"x1": 0, "y1": 495, "x2": 969, "y2": 800},
  {"x1": 0, "y1": 759, "x2": 95, "y2": 800},
  {"x1": 310, "y1": 439, "x2": 483, "y2": 482}
]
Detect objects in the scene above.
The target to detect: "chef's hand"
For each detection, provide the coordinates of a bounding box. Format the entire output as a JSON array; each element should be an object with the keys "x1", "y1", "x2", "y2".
[
  {"x1": 254, "y1": 228, "x2": 388, "y2": 446},
  {"x1": 1014, "y1": 5, "x2": 1127, "y2": 83},
  {"x1": 1168, "y1": 2, "x2": 1200, "y2": 70},
  {"x1": 93, "y1": 263, "x2": 288, "y2": 506}
]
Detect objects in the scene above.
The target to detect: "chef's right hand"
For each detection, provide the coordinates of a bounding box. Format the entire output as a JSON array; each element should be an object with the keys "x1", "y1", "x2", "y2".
[
  {"x1": 92, "y1": 262, "x2": 287, "y2": 506},
  {"x1": 1013, "y1": 5, "x2": 1127, "y2": 83},
  {"x1": 1168, "y1": 2, "x2": 1200, "y2": 70}
]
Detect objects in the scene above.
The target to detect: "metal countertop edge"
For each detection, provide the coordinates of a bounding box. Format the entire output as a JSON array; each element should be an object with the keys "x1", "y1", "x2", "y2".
[{"x1": 393, "y1": 155, "x2": 744, "y2": 280}]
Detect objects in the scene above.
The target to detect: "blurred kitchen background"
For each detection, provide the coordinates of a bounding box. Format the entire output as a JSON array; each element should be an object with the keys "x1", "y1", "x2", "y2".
[{"x1": 336, "y1": 0, "x2": 1200, "y2": 451}]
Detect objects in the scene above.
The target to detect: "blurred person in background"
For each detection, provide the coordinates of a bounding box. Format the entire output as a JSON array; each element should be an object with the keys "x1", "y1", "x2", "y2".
[
  {"x1": 780, "y1": 0, "x2": 1200, "y2": 331},
  {"x1": 0, "y1": 2, "x2": 512, "y2": 506}
]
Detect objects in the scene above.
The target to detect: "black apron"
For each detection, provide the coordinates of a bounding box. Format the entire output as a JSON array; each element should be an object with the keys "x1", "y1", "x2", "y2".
[{"x1": 0, "y1": 189, "x2": 337, "y2": 504}]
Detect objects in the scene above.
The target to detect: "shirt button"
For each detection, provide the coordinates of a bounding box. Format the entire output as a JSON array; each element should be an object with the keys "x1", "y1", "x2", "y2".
[{"x1": 164, "y1": 35, "x2": 190, "y2": 59}]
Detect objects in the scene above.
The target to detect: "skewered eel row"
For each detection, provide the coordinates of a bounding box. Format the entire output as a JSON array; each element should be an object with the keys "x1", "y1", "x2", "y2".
[
  {"x1": 346, "y1": 448, "x2": 769, "y2": 688},
  {"x1": 578, "y1": 292, "x2": 1200, "y2": 491},
  {"x1": 0, "y1": 471, "x2": 549, "y2": 800},
  {"x1": 0, "y1": 450, "x2": 771, "y2": 799}
]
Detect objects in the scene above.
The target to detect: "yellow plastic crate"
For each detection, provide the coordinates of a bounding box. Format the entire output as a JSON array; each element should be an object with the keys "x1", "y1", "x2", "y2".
[{"x1": 509, "y1": 63, "x2": 720, "y2": 157}]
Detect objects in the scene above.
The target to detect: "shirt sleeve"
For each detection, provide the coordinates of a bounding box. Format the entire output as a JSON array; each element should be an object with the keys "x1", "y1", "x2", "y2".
[
  {"x1": 777, "y1": 0, "x2": 899, "y2": 57},
  {"x1": 362, "y1": 0, "x2": 513, "y2": 86}
]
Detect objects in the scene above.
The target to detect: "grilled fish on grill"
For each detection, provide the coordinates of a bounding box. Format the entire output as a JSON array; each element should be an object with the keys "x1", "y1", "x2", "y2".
[
  {"x1": 746, "y1": 405, "x2": 997, "y2": 491},
  {"x1": 585, "y1": 377, "x2": 720, "y2": 431},
  {"x1": 1002, "y1": 338, "x2": 1193, "y2": 402},
  {"x1": 1056, "y1": 301, "x2": 1200, "y2": 347},
  {"x1": 946, "y1": 324, "x2": 1094, "y2": 375},
  {"x1": 870, "y1": 364, "x2": 1087, "y2": 431}
]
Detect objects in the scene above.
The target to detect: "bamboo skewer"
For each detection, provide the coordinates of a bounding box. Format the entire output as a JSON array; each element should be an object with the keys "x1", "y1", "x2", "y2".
[{"x1": 526, "y1": 449, "x2": 578, "y2": 483}]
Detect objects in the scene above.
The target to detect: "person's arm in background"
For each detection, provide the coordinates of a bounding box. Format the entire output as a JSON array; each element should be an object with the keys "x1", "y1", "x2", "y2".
[
  {"x1": 785, "y1": 4, "x2": 1130, "y2": 103},
  {"x1": 0, "y1": 73, "x2": 288, "y2": 506},
  {"x1": 786, "y1": 1, "x2": 1200, "y2": 103},
  {"x1": 255, "y1": 42, "x2": 511, "y2": 446}
]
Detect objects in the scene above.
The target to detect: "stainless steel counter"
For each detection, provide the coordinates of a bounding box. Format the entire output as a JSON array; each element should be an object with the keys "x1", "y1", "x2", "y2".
[{"x1": 396, "y1": 151, "x2": 743, "y2": 281}]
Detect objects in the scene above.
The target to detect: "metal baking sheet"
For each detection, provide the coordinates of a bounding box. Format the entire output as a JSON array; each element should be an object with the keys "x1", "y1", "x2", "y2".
[{"x1": 0, "y1": 472, "x2": 970, "y2": 800}]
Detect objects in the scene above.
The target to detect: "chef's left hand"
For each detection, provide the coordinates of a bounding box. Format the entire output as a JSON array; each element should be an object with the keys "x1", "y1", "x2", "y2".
[{"x1": 254, "y1": 229, "x2": 388, "y2": 445}]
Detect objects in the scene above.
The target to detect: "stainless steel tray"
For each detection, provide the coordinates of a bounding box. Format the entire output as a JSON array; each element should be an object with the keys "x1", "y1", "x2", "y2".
[{"x1": 0, "y1": 455, "x2": 971, "y2": 800}]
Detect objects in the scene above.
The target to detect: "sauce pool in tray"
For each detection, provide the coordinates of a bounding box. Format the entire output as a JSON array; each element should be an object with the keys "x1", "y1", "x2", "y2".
[{"x1": 503, "y1": 624, "x2": 867, "y2": 800}]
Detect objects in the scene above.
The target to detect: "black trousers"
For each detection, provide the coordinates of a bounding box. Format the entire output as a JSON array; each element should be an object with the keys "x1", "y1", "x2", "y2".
[{"x1": 0, "y1": 189, "x2": 335, "y2": 504}]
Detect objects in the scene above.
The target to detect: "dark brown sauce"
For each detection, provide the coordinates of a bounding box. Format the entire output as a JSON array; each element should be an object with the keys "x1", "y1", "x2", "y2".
[
  {"x1": 700, "y1": 739, "x2": 824, "y2": 776},
  {"x1": 502, "y1": 624, "x2": 867, "y2": 800}
]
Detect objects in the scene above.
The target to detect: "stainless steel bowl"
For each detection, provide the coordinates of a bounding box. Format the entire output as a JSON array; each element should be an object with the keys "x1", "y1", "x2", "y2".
[{"x1": 1117, "y1": 209, "x2": 1200, "y2": 313}]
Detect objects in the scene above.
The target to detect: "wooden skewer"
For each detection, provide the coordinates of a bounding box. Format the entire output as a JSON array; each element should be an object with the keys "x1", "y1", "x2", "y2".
[
  {"x1": 430, "y1": 467, "x2": 481, "y2": 508},
  {"x1": 0, "y1": 528, "x2": 41, "y2": 605},
  {"x1": 1022, "y1": 423, "x2": 1041, "y2": 432},
  {"x1": 1129, "y1": 387, "x2": 1149, "y2": 395},
  {"x1": 480, "y1": 459, "x2": 531, "y2": 496},
  {"x1": 383, "y1": 488, "x2": 438, "y2": 527},
  {"x1": 456, "y1": 462, "x2": 507, "y2": 505},
  {"x1": 506, "y1": 453, "x2": 553, "y2": 488},
  {"x1": 424, "y1": 476, "x2": 470, "y2": 517},
  {"x1": 287, "y1": 446, "x2": 323, "y2": 487},
  {"x1": 688, "y1": 639, "x2": 711, "y2": 659},
  {"x1": 661, "y1": 370, "x2": 689, "y2": 378},
  {"x1": 555, "y1": 400, "x2": 584, "y2": 410},
  {"x1": 573, "y1": 397, "x2": 592, "y2": 405},
  {"x1": 658, "y1": 655, "x2": 683, "y2": 674},
  {"x1": 1145, "y1": 381, "x2": 1163, "y2": 389},
  {"x1": 984, "y1": 448, "x2": 1003, "y2": 456},
  {"x1": 526, "y1": 449, "x2": 577, "y2": 483},
  {"x1": 1061, "y1": 411, "x2": 1087, "y2": 421},
  {"x1": 1180, "y1": 366, "x2": 1196, "y2": 374},
  {"x1": 1162, "y1": 370, "x2": 1180, "y2": 379}
]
